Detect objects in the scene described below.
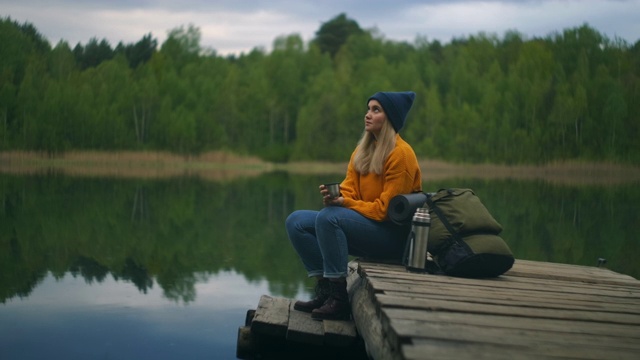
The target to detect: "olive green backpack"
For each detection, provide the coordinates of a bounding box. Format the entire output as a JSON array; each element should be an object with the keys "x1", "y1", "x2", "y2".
[{"x1": 426, "y1": 188, "x2": 514, "y2": 278}]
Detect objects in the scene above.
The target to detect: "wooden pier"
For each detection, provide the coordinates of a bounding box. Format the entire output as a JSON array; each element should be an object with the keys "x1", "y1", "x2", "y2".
[
  {"x1": 237, "y1": 294, "x2": 367, "y2": 359},
  {"x1": 238, "y1": 259, "x2": 640, "y2": 359}
]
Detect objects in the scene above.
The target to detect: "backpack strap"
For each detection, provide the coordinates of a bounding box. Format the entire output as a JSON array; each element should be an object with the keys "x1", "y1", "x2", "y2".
[{"x1": 426, "y1": 191, "x2": 474, "y2": 256}]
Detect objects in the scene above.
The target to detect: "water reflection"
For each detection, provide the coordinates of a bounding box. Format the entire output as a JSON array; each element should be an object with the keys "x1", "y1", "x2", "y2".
[
  {"x1": 1, "y1": 270, "x2": 282, "y2": 360},
  {"x1": 0, "y1": 171, "x2": 638, "y2": 359},
  {"x1": 1, "y1": 172, "x2": 638, "y2": 304},
  {"x1": 0, "y1": 172, "x2": 311, "y2": 305}
]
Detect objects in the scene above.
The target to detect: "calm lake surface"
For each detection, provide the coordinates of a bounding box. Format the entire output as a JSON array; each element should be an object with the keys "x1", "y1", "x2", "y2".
[{"x1": 0, "y1": 171, "x2": 638, "y2": 359}]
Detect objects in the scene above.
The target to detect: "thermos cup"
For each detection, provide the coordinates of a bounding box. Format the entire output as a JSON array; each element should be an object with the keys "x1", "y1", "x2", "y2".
[{"x1": 404, "y1": 207, "x2": 431, "y2": 273}]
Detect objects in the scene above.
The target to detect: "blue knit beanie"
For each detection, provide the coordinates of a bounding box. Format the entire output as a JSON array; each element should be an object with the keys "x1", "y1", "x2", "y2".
[{"x1": 368, "y1": 91, "x2": 416, "y2": 133}]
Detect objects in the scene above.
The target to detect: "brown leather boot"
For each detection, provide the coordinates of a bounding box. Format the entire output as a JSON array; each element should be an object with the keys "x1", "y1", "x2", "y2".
[
  {"x1": 311, "y1": 278, "x2": 351, "y2": 321},
  {"x1": 294, "y1": 278, "x2": 330, "y2": 313}
]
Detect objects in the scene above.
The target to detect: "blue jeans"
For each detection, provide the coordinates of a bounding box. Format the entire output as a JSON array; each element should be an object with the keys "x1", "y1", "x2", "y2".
[{"x1": 285, "y1": 206, "x2": 409, "y2": 278}]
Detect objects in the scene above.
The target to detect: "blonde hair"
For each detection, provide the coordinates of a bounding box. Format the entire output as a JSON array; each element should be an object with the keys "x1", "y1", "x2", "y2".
[{"x1": 353, "y1": 120, "x2": 396, "y2": 175}]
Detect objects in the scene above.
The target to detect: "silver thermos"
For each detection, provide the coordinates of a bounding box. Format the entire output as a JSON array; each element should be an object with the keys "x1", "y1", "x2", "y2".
[{"x1": 405, "y1": 207, "x2": 430, "y2": 273}]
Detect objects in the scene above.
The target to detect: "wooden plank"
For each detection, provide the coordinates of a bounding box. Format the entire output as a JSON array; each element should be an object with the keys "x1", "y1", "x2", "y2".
[
  {"x1": 383, "y1": 308, "x2": 640, "y2": 339},
  {"x1": 403, "y1": 339, "x2": 639, "y2": 360},
  {"x1": 360, "y1": 263, "x2": 640, "y2": 313},
  {"x1": 388, "y1": 318, "x2": 640, "y2": 350},
  {"x1": 363, "y1": 270, "x2": 640, "y2": 299},
  {"x1": 247, "y1": 293, "x2": 361, "y2": 349},
  {"x1": 286, "y1": 302, "x2": 324, "y2": 345},
  {"x1": 504, "y1": 268, "x2": 640, "y2": 287},
  {"x1": 367, "y1": 276, "x2": 640, "y2": 303},
  {"x1": 511, "y1": 259, "x2": 638, "y2": 281},
  {"x1": 402, "y1": 341, "x2": 542, "y2": 360},
  {"x1": 323, "y1": 319, "x2": 358, "y2": 347},
  {"x1": 349, "y1": 259, "x2": 640, "y2": 360},
  {"x1": 236, "y1": 326, "x2": 254, "y2": 359},
  {"x1": 250, "y1": 295, "x2": 290, "y2": 338},
  {"x1": 361, "y1": 268, "x2": 640, "y2": 293},
  {"x1": 368, "y1": 284, "x2": 640, "y2": 315},
  {"x1": 360, "y1": 259, "x2": 639, "y2": 286},
  {"x1": 380, "y1": 290, "x2": 640, "y2": 316},
  {"x1": 369, "y1": 280, "x2": 640, "y2": 309},
  {"x1": 347, "y1": 270, "x2": 402, "y2": 360},
  {"x1": 509, "y1": 264, "x2": 637, "y2": 288},
  {"x1": 375, "y1": 294, "x2": 640, "y2": 325},
  {"x1": 362, "y1": 263, "x2": 637, "y2": 292}
]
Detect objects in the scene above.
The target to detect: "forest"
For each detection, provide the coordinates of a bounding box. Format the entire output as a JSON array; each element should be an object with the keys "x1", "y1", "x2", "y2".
[{"x1": 0, "y1": 14, "x2": 638, "y2": 164}]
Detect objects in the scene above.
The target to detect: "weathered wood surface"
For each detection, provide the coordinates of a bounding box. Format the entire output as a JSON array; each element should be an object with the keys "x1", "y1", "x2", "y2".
[
  {"x1": 238, "y1": 294, "x2": 366, "y2": 358},
  {"x1": 251, "y1": 294, "x2": 290, "y2": 338},
  {"x1": 347, "y1": 259, "x2": 640, "y2": 360},
  {"x1": 250, "y1": 294, "x2": 359, "y2": 346}
]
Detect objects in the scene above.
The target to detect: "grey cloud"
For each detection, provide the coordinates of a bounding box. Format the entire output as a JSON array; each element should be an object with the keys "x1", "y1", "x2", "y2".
[{"x1": 1, "y1": 0, "x2": 638, "y2": 55}]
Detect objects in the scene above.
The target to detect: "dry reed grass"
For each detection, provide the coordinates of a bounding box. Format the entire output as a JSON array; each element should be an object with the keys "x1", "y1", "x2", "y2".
[
  {"x1": 0, "y1": 150, "x2": 270, "y2": 181},
  {"x1": 421, "y1": 160, "x2": 640, "y2": 185},
  {"x1": 1, "y1": 150, "x2": 638, "y2": 185}
]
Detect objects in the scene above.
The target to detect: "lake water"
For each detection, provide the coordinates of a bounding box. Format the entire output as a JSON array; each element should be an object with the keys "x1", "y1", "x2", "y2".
[{"x1": 0, "y1": 171, "x2": 638, "y2": 359}]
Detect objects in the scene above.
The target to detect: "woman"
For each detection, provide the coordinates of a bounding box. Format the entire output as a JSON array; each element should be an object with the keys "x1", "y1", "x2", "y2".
[{"x1": 285, "y1": 91, "x2": 422, "y2": 321}]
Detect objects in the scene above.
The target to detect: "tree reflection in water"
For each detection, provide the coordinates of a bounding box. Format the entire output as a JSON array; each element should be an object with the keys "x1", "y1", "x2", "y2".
[{"x1": 0, "y1": 172, "x2": 638, "y2": 307}]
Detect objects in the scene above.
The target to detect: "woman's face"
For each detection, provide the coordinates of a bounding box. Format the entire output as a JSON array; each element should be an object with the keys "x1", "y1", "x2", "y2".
[{"x1": 365, "y1": 99, "x2": 387, "y2": 137}]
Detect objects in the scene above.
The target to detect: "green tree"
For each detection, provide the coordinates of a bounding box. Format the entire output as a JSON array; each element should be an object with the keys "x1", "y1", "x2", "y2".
[
  {"x1": 1, "y1": 18, "x2": 639, "y2": 164},
  {"x1": 115, "y1": 33, "x2": 158, "y2": 69},
  {"x1": 548, "y1": 66, "x2": 576, "y2": 159},
  {"x1": 312, "y1": 13, "x2": 363, "y2": 58},
  {"x1": 131, "y1": 63, "x2": 158, "y2": 146},
  {"x1": 0, "y1": 81, "x2": 15, "y2": 148},
  {"x1": 293, "y1": 67, "x2": 342, "y2": 160},
  {"x1": 264, "y1": 34, "x2": 305, "y2": 161},
  {"x1": 0, "y1": 18, "x2": 51, "y2": 148},
  {"x1": 189, "y1": 56, "x2": 230, "y2": 151},
  {"x1": 73, "y1": 37, "x2": 114, "y2": 69},
  {"x1": 602, "y1": 86, "x2": 628, "y2": 159},
  {"x1": 418, "y1": 83, "x2": 444, "y2": 157},
  {"x1": 15, "y1": 56, "x2": 49, "y2": 150},
  {"x1": 234, "y1": 49, "x2": 270, "y2": 154},
  {"x1": 160, "y1": 24, "x2": 201, "y2": 71},
  {"x1": 102, "y1": 56, "x2": 132, "y2": 148}
]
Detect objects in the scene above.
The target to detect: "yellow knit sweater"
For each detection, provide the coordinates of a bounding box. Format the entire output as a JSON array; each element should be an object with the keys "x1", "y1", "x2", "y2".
[{"x1": 340, "y1": 134, "x2": 422, "y2": 221}]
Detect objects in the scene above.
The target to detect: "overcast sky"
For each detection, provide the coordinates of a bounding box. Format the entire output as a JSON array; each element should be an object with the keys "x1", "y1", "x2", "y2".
[{"x1": 2, "y1": 0, "x2": 639, "y2": 55}]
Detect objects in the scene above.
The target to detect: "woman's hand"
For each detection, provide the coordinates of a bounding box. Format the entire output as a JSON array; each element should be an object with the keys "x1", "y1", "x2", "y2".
[{"x1": 319, "y1": 184, "x2": 344, "y2": 207}]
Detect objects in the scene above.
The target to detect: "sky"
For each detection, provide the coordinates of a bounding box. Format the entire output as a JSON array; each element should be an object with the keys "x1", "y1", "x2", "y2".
[{"x1": 2, "y1": 0, "x2": 639, "y2": 55}]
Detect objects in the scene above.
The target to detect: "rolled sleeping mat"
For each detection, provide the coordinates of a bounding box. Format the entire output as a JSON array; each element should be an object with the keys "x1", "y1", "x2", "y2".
[{"x1": 388, "y1": 192, "x2": 428, "y2": 225}]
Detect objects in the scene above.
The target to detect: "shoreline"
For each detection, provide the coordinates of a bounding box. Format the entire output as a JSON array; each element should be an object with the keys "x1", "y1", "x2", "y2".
[{"x1": 1, "y1": 150, "x2": 639, "y2": 185}]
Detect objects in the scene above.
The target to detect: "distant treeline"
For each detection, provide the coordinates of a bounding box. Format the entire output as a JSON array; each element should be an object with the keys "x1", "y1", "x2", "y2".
[{"x1": 0, "y1": 14, "x2": 638, "y2": 164}]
